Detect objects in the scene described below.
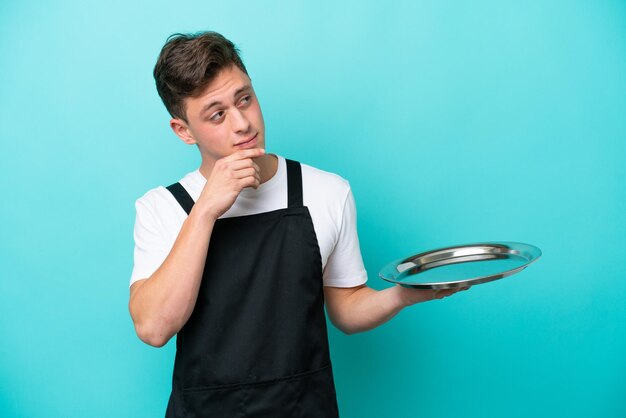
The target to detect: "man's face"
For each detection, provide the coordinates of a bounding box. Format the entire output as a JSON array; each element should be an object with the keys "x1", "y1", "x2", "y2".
[{"x1": 172, "y1": 65, "x2": 265, "y2": 166}]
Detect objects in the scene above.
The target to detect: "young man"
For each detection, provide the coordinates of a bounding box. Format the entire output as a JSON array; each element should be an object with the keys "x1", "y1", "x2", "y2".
[{"x1": 129, "y1": 31, "x2": 466, "y2": 417}]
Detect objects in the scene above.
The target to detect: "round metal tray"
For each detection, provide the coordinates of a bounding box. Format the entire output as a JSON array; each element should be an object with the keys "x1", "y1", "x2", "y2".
[{"x1": 379, "y1": 241, "x2": 542, "y2": 290}]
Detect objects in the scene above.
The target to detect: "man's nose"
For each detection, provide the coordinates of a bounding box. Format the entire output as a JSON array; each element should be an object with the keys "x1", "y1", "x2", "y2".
[{"x1": 230, "y1": 108, "x2": 251, "y2": 133}]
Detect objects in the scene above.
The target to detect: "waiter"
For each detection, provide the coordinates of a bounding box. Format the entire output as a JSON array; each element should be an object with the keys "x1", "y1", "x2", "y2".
[{"x1": 129, "y1": 31, "x2": 467, "y2": 417}]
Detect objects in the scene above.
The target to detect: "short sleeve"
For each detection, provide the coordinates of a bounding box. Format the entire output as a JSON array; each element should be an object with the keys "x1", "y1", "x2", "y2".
[
  {"x1": 322, "y1": 187, "x2": 368, "y2": 287},
  {"x1": 129, "y1": 198, "x2": 171, "y2": 287}
]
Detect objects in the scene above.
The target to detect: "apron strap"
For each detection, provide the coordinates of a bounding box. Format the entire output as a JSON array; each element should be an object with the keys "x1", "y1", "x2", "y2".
[
  {"x1": 166, "y1": 182, "x2": 195, "y2": 215},
  {"x1": 286, "y1": 159, "x2": 303, "y2": 208}
]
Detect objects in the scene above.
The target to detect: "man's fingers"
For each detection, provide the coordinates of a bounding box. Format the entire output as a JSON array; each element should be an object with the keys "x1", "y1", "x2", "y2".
[
  {"x1": 221, "y1": 159, "x2": 261, "y2": 180},
  {"x1": 223, "y1": 148, "x2": 265, "y2": 162},
  {"x1": 227, "y1": 158, "x2": 257, "y2": 172},
  {"x1": 233, "y1": 167, "x2": 259, "y2": 180},
  {"x1": 433, "y1": 286, "x2": 470, "y2": 299},
  {"x1": 239, "y1": 175, "x2": 261, "y2": 190}
]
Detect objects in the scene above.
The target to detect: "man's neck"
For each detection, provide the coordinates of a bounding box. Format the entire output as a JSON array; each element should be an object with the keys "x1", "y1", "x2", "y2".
[{"x1": 199, "y1": 153, "x2": 278, "y2": 184}]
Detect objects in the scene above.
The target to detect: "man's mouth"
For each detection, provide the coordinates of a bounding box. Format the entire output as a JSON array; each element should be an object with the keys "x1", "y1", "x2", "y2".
[{"x1": 236, "y1": 133, "x2": 258, "y2": 147}]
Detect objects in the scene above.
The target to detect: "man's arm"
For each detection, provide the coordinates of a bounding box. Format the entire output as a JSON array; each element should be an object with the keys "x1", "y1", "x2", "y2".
[
  {"x1": 128, "y1": 149, "x2": 264, "y2": 347},
  {"x1": 323, "y1": 284, "x2": 468, "y2": 335},
  {"x1": 129, "y1": 209, "x2": 216, "y2": 347}
]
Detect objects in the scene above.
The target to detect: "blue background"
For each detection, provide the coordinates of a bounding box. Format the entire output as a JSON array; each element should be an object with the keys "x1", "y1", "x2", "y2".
[{"x1": 1, "y1": 1, "x2": 625, "y2": 417}]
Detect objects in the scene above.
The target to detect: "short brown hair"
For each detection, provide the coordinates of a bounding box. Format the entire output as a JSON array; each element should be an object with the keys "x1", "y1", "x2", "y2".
[{"x1": 153, "y1": 31, "x2": 249, "y2": 122}]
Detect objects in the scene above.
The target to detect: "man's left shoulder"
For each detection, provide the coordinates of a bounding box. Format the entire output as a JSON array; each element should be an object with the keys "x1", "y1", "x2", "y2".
[{"x1": 300, "y1": 162, "x2": 351, "y2": 193}]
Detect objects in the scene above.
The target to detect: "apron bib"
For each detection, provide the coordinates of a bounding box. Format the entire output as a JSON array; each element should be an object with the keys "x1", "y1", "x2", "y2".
[{"x1": 164, "y1": 159, "x2": 339, "y2": 417}]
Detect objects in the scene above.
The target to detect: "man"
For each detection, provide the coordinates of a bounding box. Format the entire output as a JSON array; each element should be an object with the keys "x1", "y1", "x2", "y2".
[{"x1": 129, "y1": 31, "x2": 467, "y2": 417}]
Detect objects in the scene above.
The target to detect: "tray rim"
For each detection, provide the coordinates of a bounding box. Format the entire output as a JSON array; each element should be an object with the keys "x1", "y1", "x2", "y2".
[{"x1": 378, "y1": 241, "x2": 542, "y2": 290}]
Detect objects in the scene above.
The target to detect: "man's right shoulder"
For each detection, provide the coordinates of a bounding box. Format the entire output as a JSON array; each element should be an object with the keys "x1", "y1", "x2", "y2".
[
  {"x1": 133, "y1": 183, "x2": 191, "y2": 234},
  {"x1": 135, "y1": 185, "x2": 170, "y2": 209},
  {"x1": 134, "y1": 184, "x2": 188, "y2": 223},
  {"x1": 135, "y1": 170, "x2": 198, "y2": 210}
]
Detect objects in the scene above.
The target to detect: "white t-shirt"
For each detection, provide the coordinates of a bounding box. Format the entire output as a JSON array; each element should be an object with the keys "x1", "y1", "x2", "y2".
[{"x1": 130, "y1": 155, "x2": 368, "y2": 288}]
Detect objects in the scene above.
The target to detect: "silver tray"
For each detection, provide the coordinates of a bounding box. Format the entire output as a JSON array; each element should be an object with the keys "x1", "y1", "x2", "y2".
[{"x1": 379, "y1": 241, "x2": 542, "y2": 290}]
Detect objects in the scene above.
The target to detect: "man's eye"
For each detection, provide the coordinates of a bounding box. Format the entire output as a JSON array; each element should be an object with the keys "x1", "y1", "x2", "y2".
[
  {"x1": 239, "y1": 95, "x2": 251, "y2": 106},
  {"x1": 210, "y1": 111, "x2": 224, "y2": 121}
]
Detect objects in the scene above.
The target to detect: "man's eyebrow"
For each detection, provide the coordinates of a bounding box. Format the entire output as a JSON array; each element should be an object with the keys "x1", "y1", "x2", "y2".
[{"x1": 200, "y1": 85, "x2": 252, "y2": 114}]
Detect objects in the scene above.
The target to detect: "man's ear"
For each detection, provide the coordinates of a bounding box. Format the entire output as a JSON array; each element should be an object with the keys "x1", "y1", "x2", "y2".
[{"x1": 170, "y1": 118, "x2": 197, "y2": 145}]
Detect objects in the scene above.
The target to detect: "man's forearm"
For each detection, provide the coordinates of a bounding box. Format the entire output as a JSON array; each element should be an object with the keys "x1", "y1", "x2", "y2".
[
  {"x1": 326, "y1": 284, "x2": 466, "y2": 335},
  {"x1": 129, "y1": 208, "x2": 216, "y2": 347},
  {"x1": 327, "y1": 285, "x2": 408, "y2": 335}
]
